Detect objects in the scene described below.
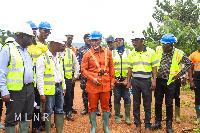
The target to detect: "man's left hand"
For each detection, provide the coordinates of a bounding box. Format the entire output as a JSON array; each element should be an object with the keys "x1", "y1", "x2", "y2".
[
  {"x1": 150, "y1": 81, "x2": 156, "y2": 91},
  {"x1": 71, "y1": 77, "x2": 77, "y2": 84},
  {"x1": 172, "y1": 74, "x2": 180, "y2": 81},
  {"x1": 111, "y1": 83, "x2": 115, "y2": 90}
]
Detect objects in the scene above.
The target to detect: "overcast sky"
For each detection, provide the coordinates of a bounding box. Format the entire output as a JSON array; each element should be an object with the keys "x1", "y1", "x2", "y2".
[{"x1": 1, "y1": 0, "x2": 158, "y2": 44}]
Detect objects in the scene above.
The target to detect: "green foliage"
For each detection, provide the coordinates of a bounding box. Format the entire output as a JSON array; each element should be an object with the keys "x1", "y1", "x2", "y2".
[
  {"x1": 0, "y1": 30, "x2": 16, "y2": 45},
  {"x1": 143, "y1": 0, "x2": 200, "y2": 56}
]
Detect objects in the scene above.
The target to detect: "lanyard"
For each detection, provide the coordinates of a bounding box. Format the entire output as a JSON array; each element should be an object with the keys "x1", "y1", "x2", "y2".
[{"x1": 88, "y1": 48, "x2": 107, "y2": 75}]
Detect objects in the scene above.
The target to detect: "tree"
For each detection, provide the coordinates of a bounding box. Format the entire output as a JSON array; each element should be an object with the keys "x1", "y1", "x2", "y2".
[{"x1": 143, "y1": 0, "x2": 200, "y2": 56}]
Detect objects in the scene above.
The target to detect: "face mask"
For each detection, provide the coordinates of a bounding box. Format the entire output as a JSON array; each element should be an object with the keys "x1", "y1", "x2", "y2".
[{"x1": 93, "y1": 45, "x2": 99, "y2": 50}]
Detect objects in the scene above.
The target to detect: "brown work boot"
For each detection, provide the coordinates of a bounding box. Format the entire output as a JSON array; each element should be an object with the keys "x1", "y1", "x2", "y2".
[
  {"x1": 145, "y1": 128, "x2": 151, "y2": 133},
  {"x1": 134, "y1": 125, "x2": 141, "y2": 133}
]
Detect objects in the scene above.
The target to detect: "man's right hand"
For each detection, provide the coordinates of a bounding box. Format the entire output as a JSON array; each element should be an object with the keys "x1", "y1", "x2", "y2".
[
  {"x1": 2, "y1": 94, "x2": 10, "y2": 102},
  {"x1": 115, "y1": 79, "x2": 121, "y2": 85},
  {"x1": 126, "y1": 83, "x2": 131, "y2": 90},
  {"x1": 190, "y1": 81, "x2": 196, "y2": 90},
  {"x1": 92, "y1": 78, "x2": 101, "y2": 86},
  {"x1": 40, "y1": 95, "x2": 47, "y2": 103}
]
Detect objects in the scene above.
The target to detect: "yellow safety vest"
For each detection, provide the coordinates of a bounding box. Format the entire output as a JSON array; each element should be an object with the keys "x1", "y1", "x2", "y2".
[
  {"x1": 112, "y1": 48, "x2": 130, "y2": 77},
  {"x1": 63, "y1": 49, "x2": 73, "y2": 79},
  {"x1": 156, "y1": 46, "x2": 184, "y2": 85},
  {"x1": 43, "y1": 52, "x2": 55, "y2": 95},
  {"x1": 7, "y1": 43, "x2": 24, "y2": 91},
  {"x1": 128, "y1": 47, "x2": 158, "y2": 78}
]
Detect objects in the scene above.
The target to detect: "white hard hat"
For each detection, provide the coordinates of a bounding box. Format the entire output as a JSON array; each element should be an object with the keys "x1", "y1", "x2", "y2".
[
  {"x1": 47, "y1": 34, "x2": 65, "y2": 44},
  {"x1": 15, "y1": 23, "x2": 34, "y2": 36},
  {"x1": 132, "y1": 33, "x2": 144, "y2": 40},
  {"x1": 5, "y1": 37, "x2": 15, "y2": 43}
]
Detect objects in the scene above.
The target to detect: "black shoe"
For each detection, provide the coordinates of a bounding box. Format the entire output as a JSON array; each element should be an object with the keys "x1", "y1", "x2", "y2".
[
  {"x1": 166, "y1": 120, "x2": 174, "y2": 133},
  {"x1": 65, "y1": 112, "x2": 74, "y2": 121},
  {"x1": 96, "y1": 109, "x2": 101, "y2": 116},
  {"x1": 81, "y1": 108, "x2": 88, "y2": 115},
  {"x1": 71, "y1": 108, "x2": 77, "y2": 114},
  {"x1": 32, "y1": 128, "x2": 40, "y2": 133},
  {"x1": 150, "y1": 121, "x2": 162, "y2": 130}
]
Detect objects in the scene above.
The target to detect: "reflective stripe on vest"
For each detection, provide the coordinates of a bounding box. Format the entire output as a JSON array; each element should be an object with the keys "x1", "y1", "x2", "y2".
[
  {"x1": 113, "y1": 49, "x2": 130, "y2": 77},
  {"x1": 156, "y1": 46, "x2": 184, "y2": 85},
  {"x1": 43, "y1": 52, "x2": 55, "y2": 95},
  {"x1": 88, "y1": 48, "x2": 107, "y2": 75},
  {"x1": 7, "y1": 43, "x2": 24, "y2": 91},
  {"x1": 64, "y1": 49, "x2": 73, "y2": 79}
]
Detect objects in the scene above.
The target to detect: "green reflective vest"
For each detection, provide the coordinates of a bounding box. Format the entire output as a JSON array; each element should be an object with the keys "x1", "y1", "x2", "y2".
[
  {"x1": 156, "y1": 46, "x2": 184, "y2": 85},
  {"x1": 43, "y1": 52, "x2": 55, "y2": 95},
  {"x1": 63, "y1": 48, "x2": 73, "y2": 79},
  {"x1": 112, "y1": 48, "x2": 130, "y2": 77},
  {"x1": 7, "y1": 43, "x2": 24, "y2": 91}
]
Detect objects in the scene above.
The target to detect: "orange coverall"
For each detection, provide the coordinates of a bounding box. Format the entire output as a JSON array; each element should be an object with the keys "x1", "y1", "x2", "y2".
[{"x1": 81, "y1": 47, "x2": 115, "y2": 113}]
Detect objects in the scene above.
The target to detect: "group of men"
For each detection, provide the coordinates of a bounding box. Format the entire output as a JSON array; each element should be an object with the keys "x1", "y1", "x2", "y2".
[{"x1": 0, "y1": 21, "x2": 200, "y2": 133}]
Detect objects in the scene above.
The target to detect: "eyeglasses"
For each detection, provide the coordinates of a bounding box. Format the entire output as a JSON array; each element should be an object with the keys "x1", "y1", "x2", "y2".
[
  {"x1": 67, "y1": 37, "x2": 73, "y2": 40},
  {"x1": 115, "y1": 39, "x2": 122, "y2": 42},
  {"x1": 43, "y1": 29, "x2": 51, "y2": 34},
  {"x1": 107, "y1": 41, "x2": 113, "y2": 44}
]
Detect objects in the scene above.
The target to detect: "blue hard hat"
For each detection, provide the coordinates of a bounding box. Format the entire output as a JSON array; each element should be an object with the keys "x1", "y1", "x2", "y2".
[
  {"x1": 38, "y1": 21, "x2": 51, "y2": 30},
  {"x1": 197, "y1": 36, "x2": 200, "y2": 42},
  {"x1": 26, "y1": 21, "x2": 37, "y2": 29},
  {"x1": 160, "y1": 34, "x2": 177, "y2": 44},
  {"x1": 90, "y1": 31, "x2": 102, "y2": 40}
]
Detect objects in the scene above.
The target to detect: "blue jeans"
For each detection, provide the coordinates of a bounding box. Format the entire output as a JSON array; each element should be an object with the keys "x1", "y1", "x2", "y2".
[
  {"x1": 113, "y1": 84, "x2": 131, "y2": 104},
  {"x1": 45, "y1": 85, "x2": 64, "y2": 116}
]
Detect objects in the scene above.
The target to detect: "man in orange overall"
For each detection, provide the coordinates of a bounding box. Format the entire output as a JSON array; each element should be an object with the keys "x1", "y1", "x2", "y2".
[{"x1": 81, "y1": 31, "x2": 115, "y2": 133}]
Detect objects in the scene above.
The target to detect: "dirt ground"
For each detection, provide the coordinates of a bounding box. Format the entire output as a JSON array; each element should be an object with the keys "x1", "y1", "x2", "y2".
[{"x1": 0, "y1": 81, "x2": 199, "y2": 133}]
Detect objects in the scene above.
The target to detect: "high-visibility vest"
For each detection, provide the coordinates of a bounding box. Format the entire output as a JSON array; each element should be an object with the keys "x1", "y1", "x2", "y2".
[
  {"x1": 63, "y1": 49, "x2": 73, "y2": 79},
  {"x1": 72, "y1": 46, "x2": 77, "y2": 55},
  {"x1": 88, "y1": 48, "x2": 109, "y2": 76},
  {"x1": 189, "y1": 51, "x2": 200, "y2": 71},
  {"x1": 7, "y1": 43, "x2": 25, "y2": 91},
  {"x1": 128, "y1": 47, "x2": 158, "y2": 78},
  {"x1": 112, "y1": 48, "x2": 130, "y2": 77},
  {"x1": 43, "y1": 52, "x2": 55, "y2": 95},
  {"x1": 156, "y1": 46, "x2": 184, "y2": 85}
]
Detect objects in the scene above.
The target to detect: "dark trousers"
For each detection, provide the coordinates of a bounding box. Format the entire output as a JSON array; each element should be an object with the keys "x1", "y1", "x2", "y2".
[
  {"x1": 155, "y1": 78, "x2": 175, "y2": 122},
  {"x1": 174, "y1": 78, "x2": 181, "y2": 107},
  {"x1": 132, "y1": 78, "x2": 152, "y2": 128},
  {"x1": 194, "y1": 80, "x2": 200, "y2": 105},
  {"x1": 5, "y1": 83, "x2": 34, "y2": 127},
  {"x1": 113, "y1": 84, "x2": 131, "y2": 104},
  {"x1": 80, "y1": 75, "x2": 88, "y2": 104},
  {"x1": 109, "y1": 91, "x2": 112, "y2": 109},
  {"x1": 32, "y1": 87, "x2": 41, "y2": 129},
  {"x1": 71, "y1": 83, "x2": 75, "y2": 108},
  {"x1": 64, "y1": 78, "x2": 73, "y2": 113}
]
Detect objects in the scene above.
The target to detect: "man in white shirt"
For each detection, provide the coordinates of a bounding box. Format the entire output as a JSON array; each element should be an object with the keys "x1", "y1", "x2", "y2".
[
  {"x1": 36, "y1": 37, "x2": 66, "y2": 133},
  {"x1": 60, "y1": 38, "x2": 80, "y2": 121}
]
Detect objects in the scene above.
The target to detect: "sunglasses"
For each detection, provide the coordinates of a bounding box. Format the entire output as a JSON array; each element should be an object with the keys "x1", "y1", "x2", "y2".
[
  {"x1": 67, "y1": 37, "x2": 73, "y2": 40},
  {"x1": 43, "y1": 29, "x2": 51, "y2": 34},
  {"x1": 115, "y1": 39, "x2": 122, "y2": 42},
  {"x1": 107, "y1": 41, "x2": 113, "y2": 44}
]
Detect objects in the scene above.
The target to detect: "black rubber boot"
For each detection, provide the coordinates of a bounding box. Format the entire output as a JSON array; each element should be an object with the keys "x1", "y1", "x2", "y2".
[
  {"x1": 166, "y1": 120, "x2": 174, "y2": 133},
  {"x1": 81, "y1": 103, "x2": 88, "y2": 115}
]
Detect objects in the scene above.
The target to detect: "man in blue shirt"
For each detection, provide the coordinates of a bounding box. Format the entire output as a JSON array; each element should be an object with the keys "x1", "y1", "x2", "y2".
[{"x1": 0, "y1": 23, "x2": 34, "y2": 133}]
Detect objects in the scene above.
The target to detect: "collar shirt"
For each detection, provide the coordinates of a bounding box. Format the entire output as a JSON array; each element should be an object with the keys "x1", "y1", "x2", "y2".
[
  {"x1": 0, "y1": 41, "x2": 33, "y2": 96},
  {"x1": 157, "y1": 47, "x2": 175, "y2": 79},
  {"x1": 157, "y1": 47, "x2": 192, "y2": 79},
  {"x1": 36, "y1": 50, "x2": 65, "y2": 95},
  {"x1": 81, "y1": 47, "x2": 115, "y2": 93}
]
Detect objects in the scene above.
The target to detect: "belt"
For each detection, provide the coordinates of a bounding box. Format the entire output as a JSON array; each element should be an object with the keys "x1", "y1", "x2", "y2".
[
  {"x1": 24, "y1": 82, "x2": 33, "y2": 87},
  {"x1": 55, "y1": 82, "x2": 62, "y2": 87},
  {"x1": 134, "y1": 77, "x2": 150, "y2": 80}
]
